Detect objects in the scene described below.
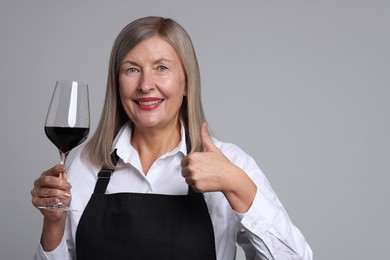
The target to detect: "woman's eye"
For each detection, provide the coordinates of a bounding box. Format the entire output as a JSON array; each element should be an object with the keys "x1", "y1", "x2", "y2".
[
  {"x1": 157, "y1": 65, "x2": 168, "y2": 72},
  {"x1": 126, "y1": 67, "x2": 139, "y2": 73}
]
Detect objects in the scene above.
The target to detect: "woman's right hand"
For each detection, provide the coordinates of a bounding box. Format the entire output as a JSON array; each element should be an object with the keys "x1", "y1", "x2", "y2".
[
  {"x1": 31, "y1": 164, "x2": 72, "y2": 221},
  {"x1": 31, "y1": 164, "x2": 72, "y2": 251}
]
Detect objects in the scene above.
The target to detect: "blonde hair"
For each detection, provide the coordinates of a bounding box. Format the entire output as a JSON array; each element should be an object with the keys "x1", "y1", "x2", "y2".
[{"x1": 83, "y1": 16, "x2": 206, "y2": 168}]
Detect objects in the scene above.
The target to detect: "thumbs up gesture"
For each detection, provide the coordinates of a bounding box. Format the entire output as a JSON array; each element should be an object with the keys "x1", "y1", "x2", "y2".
[
  {"x1": 181, "y1": 123, "x2": 229, "y2": 192},
  {"x1": 181, "y1": 123, "x2": 257, "y2": 212}
]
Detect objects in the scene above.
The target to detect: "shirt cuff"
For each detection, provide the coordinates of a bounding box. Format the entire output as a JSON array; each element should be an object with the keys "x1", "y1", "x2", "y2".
[{"x1": 238, "y1": 188, "x2": 279, "y2": 237}]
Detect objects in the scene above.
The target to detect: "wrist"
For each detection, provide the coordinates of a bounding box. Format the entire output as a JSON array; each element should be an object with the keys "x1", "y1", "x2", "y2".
[
  {"x1": 41, "y1": 214, "x2": 66, "y2": 252},
  {"x1": 222, "y1": 166, "x2": 257, "y2": 213}
]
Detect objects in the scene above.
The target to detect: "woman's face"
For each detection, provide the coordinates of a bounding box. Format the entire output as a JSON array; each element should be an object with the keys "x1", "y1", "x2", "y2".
[{"x1": 119, "y1": 36, "x2": 186, "y2": 131}]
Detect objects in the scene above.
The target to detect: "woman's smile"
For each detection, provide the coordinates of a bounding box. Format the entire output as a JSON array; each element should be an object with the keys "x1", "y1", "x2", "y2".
[{"x1": 135, "y1": 97, "x2": 164, "y2": 111}]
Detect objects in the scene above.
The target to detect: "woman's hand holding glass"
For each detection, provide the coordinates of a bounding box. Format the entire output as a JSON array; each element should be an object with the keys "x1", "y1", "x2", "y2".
[{"x1": 31, "y1": 164, "x2": 72, "y2": 219}]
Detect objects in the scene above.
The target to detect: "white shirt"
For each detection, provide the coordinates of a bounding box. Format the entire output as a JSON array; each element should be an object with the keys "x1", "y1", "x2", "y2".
[{"x1": 34, "y1": 122, "x2": 313, "y2": 260}]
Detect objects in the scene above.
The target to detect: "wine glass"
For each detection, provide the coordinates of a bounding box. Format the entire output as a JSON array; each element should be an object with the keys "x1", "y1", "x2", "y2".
[{"x1": 39, "y1": 80, "x2": 90, "y2": 211}]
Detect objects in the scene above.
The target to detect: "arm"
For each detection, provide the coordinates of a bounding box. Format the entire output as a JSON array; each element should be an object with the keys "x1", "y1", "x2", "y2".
[
  {"x1": 181, "y1": 123, "x2": 313, "y2": 259},
  {"x1": 31, "y1": 164, "x2": 72, "y2": 259},
  {"x1": 236, "y1": 182, "x2": 313, "y2": 259},
  {"x1": 232, "y1": 154, "x2": 313, "y2": 259}
]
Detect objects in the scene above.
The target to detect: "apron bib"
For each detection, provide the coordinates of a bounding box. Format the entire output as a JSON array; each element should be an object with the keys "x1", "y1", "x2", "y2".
[{"x1": 75, "y1": 151, "x2": 217, "y2": 260}]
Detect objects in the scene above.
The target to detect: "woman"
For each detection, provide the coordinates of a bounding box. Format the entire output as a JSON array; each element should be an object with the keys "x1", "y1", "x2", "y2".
[{"x1": 32, "y1": 16, "x2": 313, "y2": 259}]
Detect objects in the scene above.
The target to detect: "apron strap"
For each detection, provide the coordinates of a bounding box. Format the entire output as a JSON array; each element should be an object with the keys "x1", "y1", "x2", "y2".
[
  {"x1": 93, "y1": 150, "x2": 119, "y2": 194},
  {"x1": 185, "y1": 128, "x2": 202, "y2": 196},
  {"x1": 94, "y1": 169, "x2": 114, "y2": 193}
]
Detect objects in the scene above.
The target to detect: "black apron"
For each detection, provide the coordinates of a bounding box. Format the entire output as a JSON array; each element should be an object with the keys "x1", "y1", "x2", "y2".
[{"x1": 75, "y1": 150, "x2": 217, "y2": 260}]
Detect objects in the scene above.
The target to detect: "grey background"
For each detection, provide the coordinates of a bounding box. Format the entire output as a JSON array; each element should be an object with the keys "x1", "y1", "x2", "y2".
[{"x1": 0, "y1": 1, "x2": 389, "y2": 259}]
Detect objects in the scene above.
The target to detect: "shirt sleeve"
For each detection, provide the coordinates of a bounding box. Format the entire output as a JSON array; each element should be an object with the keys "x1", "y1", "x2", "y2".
[
  {"x1": 236, "y1": 188, "x2": 313, "y2": 259},
  {"x1": 33, "y1": 235, "x2": 70, "y2": 260},
  {"x1": 222, "y1": 143, "x2": 313, "y2": 259}
]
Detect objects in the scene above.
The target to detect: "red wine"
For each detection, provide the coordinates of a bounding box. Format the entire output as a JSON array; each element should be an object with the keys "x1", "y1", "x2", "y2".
[{"x1": 45, "y1": 126, "x2": 89, "y2": 154}]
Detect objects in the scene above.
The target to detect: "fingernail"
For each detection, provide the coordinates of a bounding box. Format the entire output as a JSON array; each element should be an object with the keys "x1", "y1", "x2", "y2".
[{"x1": 64, "y1": 193, "x2": 71, "y2": 198}]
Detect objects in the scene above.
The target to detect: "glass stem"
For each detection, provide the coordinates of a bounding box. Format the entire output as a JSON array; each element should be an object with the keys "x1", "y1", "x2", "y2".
[
  {"x1": 59, "y1": 151, "x2": 68, "y2": 180},
  {"x1": 58, "y1": 151, "x2": 69, "y2": 207},
  {"x1": 59, "y1": 151, "x2": 68, "y2": 165}
]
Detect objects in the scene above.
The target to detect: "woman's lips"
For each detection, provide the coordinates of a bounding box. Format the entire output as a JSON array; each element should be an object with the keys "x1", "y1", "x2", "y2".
[{"x1": 135, "y1": 98, "x2": 163, "y2": 110}]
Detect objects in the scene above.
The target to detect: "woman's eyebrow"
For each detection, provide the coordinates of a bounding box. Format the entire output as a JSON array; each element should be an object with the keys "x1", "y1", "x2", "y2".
[
  {"x1": 121, "y1": 60, "x2": 139, "y2": 66},
  {"x1": 120, "y1": 58, "x2": 173, "y2": 67},
  {"x1": 153, "y1": 58, "x2": 173, "y2": 64}
]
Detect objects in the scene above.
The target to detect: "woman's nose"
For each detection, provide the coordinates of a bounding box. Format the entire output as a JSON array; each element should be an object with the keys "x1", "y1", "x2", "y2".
[{"x1": 138, "y1": 72, "x2": 155, "y2": 93}]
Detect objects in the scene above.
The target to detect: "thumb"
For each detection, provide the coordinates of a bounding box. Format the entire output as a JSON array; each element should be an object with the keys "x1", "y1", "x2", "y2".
[{"x1": 200, "y1": 122, "x2": 216, "y2": 152}]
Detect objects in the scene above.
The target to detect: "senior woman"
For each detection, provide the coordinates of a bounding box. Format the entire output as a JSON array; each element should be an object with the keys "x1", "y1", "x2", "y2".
[{"x1": 32, "y1": 16, "x2": 313, "y2": 259}]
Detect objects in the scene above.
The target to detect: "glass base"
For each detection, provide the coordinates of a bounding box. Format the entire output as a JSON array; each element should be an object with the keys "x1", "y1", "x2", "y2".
[{"x1": 38, "y1": 203, "x2": 77, "y2": 212}]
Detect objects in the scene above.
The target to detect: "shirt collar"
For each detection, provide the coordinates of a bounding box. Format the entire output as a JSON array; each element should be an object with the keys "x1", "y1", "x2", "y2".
[{"x1": 112, "y1": 121, "x2": 188, "y2": 163}]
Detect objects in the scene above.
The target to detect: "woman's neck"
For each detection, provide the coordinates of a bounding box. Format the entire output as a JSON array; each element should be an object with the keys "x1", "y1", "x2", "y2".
[{"x1": 130, "y1": 122, "x2": 181, "y2": 174}]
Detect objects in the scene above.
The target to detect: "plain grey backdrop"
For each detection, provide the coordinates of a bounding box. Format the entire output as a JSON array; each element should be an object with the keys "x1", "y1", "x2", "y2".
[{"x1": 1, "y1": 1, "x2": 389, "y2": 259}]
